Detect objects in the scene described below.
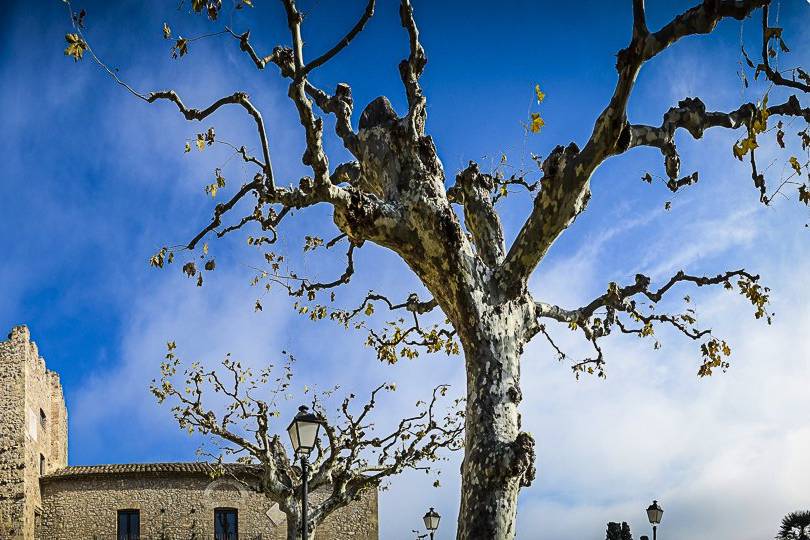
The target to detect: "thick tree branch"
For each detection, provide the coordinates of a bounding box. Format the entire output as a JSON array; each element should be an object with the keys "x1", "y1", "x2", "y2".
[
  {"x1": 531, "y1": 269, "x2": 770, "y2": 377},
  {"x1": 304, "y1": 81, "x2": 359, "y2": 155},
  {"x1": 227, "y1": 28, "x2": 285, "y2": 71},
  {"x1": 398, "y1": 0, "x2": 428, "y2": 136},
  {"x1": 535, "y1": 269, "x2": 761, "y2": 325},
  {"x1": 227, "y1": 23, "x2": 364, "y2": 159},
  {"x1": 500, "y1": 0, "x2": 770, "y2": 293},
  {"x1": 628, "y1": 95, "x2": 809, "y2": 189},
  {"x1": 302, "y1": 0, "x2": 376, "y2": 76},
  {"x1": 448, "y1": 162, "x2": 506, "y2": 267},
  {"x1": 149, "y1": 90, "x2": 275, "y2": 189}
]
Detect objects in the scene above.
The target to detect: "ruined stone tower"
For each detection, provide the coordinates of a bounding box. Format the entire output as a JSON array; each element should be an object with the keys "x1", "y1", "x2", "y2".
[{"x1": 0, "y1": 326, "x2": 68, "y2": 539}]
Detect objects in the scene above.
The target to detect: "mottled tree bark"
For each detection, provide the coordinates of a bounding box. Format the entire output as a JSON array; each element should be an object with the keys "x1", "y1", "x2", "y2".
[
  {"x1": 455, "y1": 302, "x2": 536, "y2": 539},
  {"x1": 284, "y1": 515, "x2": 315, "y2": 540}
]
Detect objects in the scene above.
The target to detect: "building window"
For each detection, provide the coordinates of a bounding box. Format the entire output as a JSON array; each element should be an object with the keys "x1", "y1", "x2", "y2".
[
  {"x1": 214, "y1": 508, "x2": 238, "y2": 540},
  {"x1": 117, "y1": 509, "x2": 140, "y2": 540},
  {"x1": 39, "y1": 454, "x2": 45, "y2": 476},
  {"x1": 40, "y1": 408, "x2": 46, "y2": 429}
]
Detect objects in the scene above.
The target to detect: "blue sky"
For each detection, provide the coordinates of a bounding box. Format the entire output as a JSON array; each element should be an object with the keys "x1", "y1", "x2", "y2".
[{"x1": 2, "y1": 1, "x2": 810, "y2": 538}]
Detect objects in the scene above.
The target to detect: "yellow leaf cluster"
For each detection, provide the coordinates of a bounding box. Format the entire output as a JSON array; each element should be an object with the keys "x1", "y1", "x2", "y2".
[
  {"x1": 534, "y1": 84, "x2": 545, "y2": 104},
  {"x1": 698, "y1": 338, "x2": 732, "y2": 377},
  {"x1": 527, "y1": 84, "x2": 547, "y2": 134},
  {"x1": 732, "y1": 94, "x2": 769, "y2": 161},
  {"x1": 150, "y1": 247, "x2": 174, "y2": 268},
  {"x1": 173, "y1": 37, "x2": 189, "y2": 59},
  {"x1": 303, "y1": 236, "x2": 324, "y2": 252},
  {"x1": 64, "y1": 33, "x2": 87, "y2": 62},
  {"x1": 205, "y1": 169, "x2": 226, "y2": 198},
  {"x1": 530, "y1": 113, "x2": 545, "y2": 134},
  {"x1": 789, "y1": 156, "x2": 802, "y2": 176},
  {"x1": 732, "y1": 137, "x2": 758, "y2": 160}
]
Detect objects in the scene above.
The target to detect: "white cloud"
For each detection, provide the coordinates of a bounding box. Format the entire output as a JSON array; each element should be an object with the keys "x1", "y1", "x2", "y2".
[
  {"x1": 63, "y1": 103, "x2": 810, "y2": 540},
  {"x1": 10, "y1": 4, "x2": 809, "y2": 539},
  {"x1": 513, "y1": 184, "x2": 810, "y2": 539}
]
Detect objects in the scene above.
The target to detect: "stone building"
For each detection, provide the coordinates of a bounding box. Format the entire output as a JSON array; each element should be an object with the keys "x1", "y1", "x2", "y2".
[{"x1": 0, "y1": 326, "x2": 378, "y2": 539}]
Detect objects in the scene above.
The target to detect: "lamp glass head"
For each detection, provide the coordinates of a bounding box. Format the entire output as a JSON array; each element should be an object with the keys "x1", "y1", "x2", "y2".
[
  {"x1": 646, "y1": 500, "x2": 663, "y2": 525},
  {"x1": 287, "y1": 405, "x2": 323, "y2": 455},
  {"x1": 423, "y1": 507, "x2": 440, "y2": 531}
]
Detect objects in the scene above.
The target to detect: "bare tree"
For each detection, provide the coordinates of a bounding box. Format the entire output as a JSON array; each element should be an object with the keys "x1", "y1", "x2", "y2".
[
  {"x1": 151, "y1": 345, "x2": 463, "y2": 540},
  {"x1": 64, "y1": 0, "x2": 809, "y2": 538}
]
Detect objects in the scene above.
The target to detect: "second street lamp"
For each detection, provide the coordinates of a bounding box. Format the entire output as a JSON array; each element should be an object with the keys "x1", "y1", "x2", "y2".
[
  {"x1": 646, "y1": 499, "x2": 664, "y2": 540},
  {"x1": 423, "y1": 507, "x2": 441, "y2": 539},
  {"x1": 287, "y1": 405, "x2": 324, "y2": 540}
]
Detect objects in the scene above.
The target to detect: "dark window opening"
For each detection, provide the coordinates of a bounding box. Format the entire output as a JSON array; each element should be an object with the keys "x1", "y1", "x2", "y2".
[
  {"x1": 39, "y1": 408, "x2": 46, "y2": 429},
  {"x1": 214, "y1": 508, "x2": 238, "y2": 540},
  {"x1": 39, "y1": 454, "x2": 45, "y2": 476},
  {"x1": 117, "y1": 509, "x2": 140, "y2": 540}
]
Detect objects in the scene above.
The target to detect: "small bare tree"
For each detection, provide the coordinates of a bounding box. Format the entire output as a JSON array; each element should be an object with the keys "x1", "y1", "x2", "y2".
[
  {"x1": 64, "y1": 1, "x2": 809, "y2": 537},
  {"x1": 150, "y1": 345, "x2": 463, "y2": 540}
]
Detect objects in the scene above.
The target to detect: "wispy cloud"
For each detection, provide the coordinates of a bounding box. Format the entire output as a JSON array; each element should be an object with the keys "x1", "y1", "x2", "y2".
[{"x1": 3, "y1": 2, "x2": 810, "y2": 539}]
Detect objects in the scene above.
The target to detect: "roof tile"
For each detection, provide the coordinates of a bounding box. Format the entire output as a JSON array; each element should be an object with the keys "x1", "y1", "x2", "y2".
[{"x1": 43, "y1": 462, "x2": 260, "y2": 480}]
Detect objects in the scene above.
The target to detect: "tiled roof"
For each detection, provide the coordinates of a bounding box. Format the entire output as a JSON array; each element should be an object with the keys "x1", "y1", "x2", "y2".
[{"x1": 43, "y1": 462, "x2": 261, "y2": 480}]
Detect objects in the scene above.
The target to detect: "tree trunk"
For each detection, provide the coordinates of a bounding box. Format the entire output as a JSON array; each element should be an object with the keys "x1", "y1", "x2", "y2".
[
  {"x1": 285, "y1": 517, "x2": 317, "y2": 540},
  {"x1": 455, "y1": 300, "x2": 536, "y2": 540}
]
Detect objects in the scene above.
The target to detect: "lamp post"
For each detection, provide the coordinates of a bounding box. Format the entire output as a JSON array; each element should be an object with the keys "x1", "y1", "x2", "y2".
[
  {"x1": 646, "y1": 500, "x2": 664, "y2": 540},
  {"x1": 287, "y1": 405, "x2": 324, "y2": 540},
  {"x1": 423, "y1": 507, "x2": 440, "y2": 540}
]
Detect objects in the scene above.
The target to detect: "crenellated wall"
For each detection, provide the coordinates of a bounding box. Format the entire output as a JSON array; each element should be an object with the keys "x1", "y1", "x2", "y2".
[{"x1": 0, "y1": 326, "x2": 68, "y2": 539}]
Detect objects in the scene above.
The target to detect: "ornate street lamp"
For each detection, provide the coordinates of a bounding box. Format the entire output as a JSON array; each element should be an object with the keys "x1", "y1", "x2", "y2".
[
  {"x1": 646, "y1": 500, "x2": 664, "y2": 540},
  {"x1": 288, "y1": 405, "x2": 325, "y2": 540},
  {"x1": 423, "y1": 507, "x2": 441, "y2": 539}
]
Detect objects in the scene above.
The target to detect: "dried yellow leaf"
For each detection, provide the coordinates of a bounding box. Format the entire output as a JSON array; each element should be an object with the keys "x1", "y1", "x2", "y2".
[
  {"x1": 534, "y1": 84, "x2": 545, "y2": 104},
  {"x1": 64, "y1": 33, "x2": 87, "y2": 61},
  {"x1": 529, "y1": 113, "x2": 545, "y2": 134}
]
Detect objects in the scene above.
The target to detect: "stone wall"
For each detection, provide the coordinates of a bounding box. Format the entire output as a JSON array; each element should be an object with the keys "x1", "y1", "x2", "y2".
[
  {"x1": 0, "y1": 326, "x2": 378, "y2": 539},
  {"x1": 0, "y1": 326, "x2": 68, "y2": 539},
  {"x1": 0, "y1": 328, "x2": 27, "y2": 537},
  {"x1": 40, "y1": 472, "x2": 377, "y2": 539}
]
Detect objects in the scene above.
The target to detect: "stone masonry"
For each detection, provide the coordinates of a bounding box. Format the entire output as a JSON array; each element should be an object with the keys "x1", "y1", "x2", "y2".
[
  {"x1": 0, "y1": 326, "x2": 68, "y2": 539},
  {"x1": 39, "y1": 465, "x2": 377, "y2": 539},
  {"x1": 0, "y1": 327, "x2": 378, "y2": 539}
]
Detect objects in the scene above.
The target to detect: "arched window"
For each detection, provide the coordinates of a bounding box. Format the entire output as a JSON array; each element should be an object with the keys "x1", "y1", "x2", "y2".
[{"x1": 214, "y1": 507, "x2": 238, "y2": 540}]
